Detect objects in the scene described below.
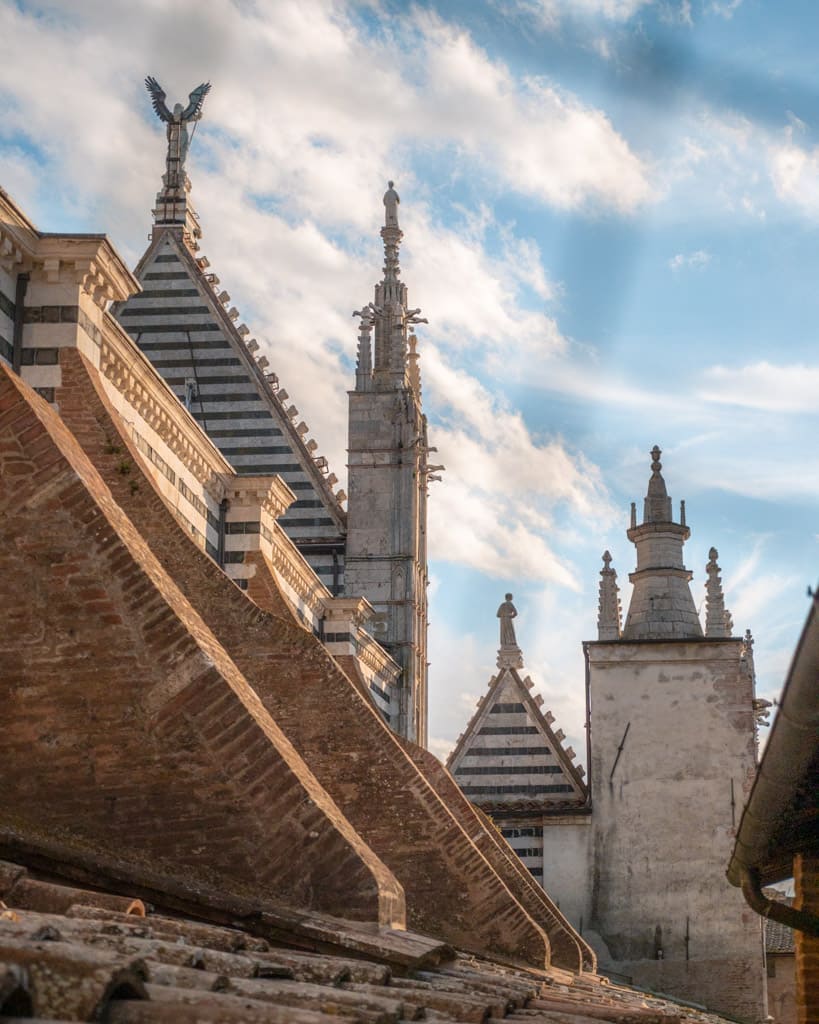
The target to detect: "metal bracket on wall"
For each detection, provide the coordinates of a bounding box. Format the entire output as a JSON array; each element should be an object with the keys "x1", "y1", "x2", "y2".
[{"x1": 610, "y1": 722, "x2": 630, "y2": 782}]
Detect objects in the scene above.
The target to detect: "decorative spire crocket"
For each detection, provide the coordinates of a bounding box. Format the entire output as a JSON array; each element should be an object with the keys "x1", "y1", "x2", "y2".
[
  {"x1": 598, "y1": 551, "x2": 623, "y2": 640},
  {"x1": 705, "y1": 547, "x2": 733, "y2": 637},
  {"x1": 354, "y1": 181, "x2": 427, "y2": 391}
]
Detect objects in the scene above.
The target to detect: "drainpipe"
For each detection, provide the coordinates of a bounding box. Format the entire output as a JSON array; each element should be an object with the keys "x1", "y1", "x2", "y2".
[
  {"x1": 740, "y1": 866, "x2": 819, "y2": 937},
  {"x1": 583, "y1": 641, "x2": 592, "y2": 808},
  {"x1": 11, "y1": 272, "x2": 29, "y2": 374},
  {"x1": 216, "y1": 498, "x2": 228, "y2": 568}
]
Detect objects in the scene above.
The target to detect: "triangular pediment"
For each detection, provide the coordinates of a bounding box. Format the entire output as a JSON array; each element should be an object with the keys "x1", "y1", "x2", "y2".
[
  {"x1": 112, "y1": 229, "x2": 347, "y2": 592},
  {"x1": 447, "y1": 668, "x2": 587, "y2": 810}
]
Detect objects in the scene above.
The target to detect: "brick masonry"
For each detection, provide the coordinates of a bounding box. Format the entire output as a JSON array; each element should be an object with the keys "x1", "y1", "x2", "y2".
[
  {"x1": 0, "y1": 361, "x2": 402, "y2": 927},
  {"x1": 53, "y1": 347, "x2": 557, "y2": 969}
]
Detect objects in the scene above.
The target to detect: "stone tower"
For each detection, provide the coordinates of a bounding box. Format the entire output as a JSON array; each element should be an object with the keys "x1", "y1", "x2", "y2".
[
  {"x1": 583, "y1": 447, "x2": 765, "y2": 1021},
  {"x1": 345, "y1": 183, "x2": 431, "y2": 745}
]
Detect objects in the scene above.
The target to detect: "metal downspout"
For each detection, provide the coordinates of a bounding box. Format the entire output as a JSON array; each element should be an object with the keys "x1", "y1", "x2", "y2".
[
  {"x1": 740, "y1": 866, "x2": 819, "y2": 937},
  {"x1": 583, "y1": 641, "x2": 592, "y2": 808}
]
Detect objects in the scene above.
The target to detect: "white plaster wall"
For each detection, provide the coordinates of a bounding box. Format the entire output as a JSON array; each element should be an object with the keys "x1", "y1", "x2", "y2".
[{"x1": 541, "y1": 817, "x2": 591, "y2": 931}]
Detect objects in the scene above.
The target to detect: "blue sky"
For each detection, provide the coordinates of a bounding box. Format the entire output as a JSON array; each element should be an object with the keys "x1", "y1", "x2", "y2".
[{"x1": 1, "y1": 0, "x2": 817, "y2": 761}]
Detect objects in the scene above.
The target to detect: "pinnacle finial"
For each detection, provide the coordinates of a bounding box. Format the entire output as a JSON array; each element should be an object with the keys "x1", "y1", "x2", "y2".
[
  {"x1": 598, "y1": 551, "x2": 622, "y2": 640},
  {"x1": 642, "y1": 443, "x2": 673, "y2": 523},
  {"x1": 705, "y1": 546, "x2": 731, "y2": 637}
]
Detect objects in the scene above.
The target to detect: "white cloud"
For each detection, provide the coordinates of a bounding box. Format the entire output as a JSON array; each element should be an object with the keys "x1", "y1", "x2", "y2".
[
  {"x1": 700, "y1": 361, "x2": 819, "y2": 413},
  {"x1": 422, "y1": 345, "x2": 613, "y2": 588},
  {"x1": 524, "y1": 0, "x2": 654, "y2": 26},
  {"x1": 708, "y1": 0, "x2": 744, "y2": 18},
  {"x1": 668, "y1": 249, "x2": 711, "y2": 271},
  {"x1": 0, "y1": 0, "x2": 652, "y2": 255},
  {"x1": 768, "y1": 127, "x2": 819, "y2": 219}
]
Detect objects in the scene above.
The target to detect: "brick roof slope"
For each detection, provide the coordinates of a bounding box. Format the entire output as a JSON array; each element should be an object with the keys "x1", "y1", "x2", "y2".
[
  {"x1": 0, "y1": 362, "x2": 399, "y2": 926},
  {"x1": 53, "y1": 348, "x2": 572, "y2": 971}
]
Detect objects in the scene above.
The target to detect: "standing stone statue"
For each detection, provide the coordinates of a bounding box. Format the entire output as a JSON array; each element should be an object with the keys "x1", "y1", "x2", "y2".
[
  {"x1": 145, "y1": 76, "x2": 211, "y2": 188},
  {"x1": 497, "y1": 593, "x2": 518, "y2": 647},
  {"x1": 383, "y1": 180, "x2": 400, "y2": 228}
]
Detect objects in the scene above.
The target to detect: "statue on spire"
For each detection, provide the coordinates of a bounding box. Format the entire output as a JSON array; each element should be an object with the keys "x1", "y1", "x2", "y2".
[
  {"x1": 384, "y1": 180, "x2": 400, "y2": 228},
  {"x1": 497, "y1": 593, "x2": 518, "y2": 647},
  {"x1": 496, "y1": 594, "x2": 524, "y2": 668},
  {"x1": 145, "y1": 77, "x2": 211, "y2": 188}
]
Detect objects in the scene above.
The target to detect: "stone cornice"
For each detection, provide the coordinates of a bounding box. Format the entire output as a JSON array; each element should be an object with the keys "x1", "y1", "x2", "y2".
[
  {"x1": 320, "y1": 596, "x2": 375, "y2": 630},
  {"x1": 35, "y1": 235, "x2": 140, "y2": 310},
  {"x1": 353, "y1": 631, "x2": 401, "y2": 682},
  {"x1": 0, "y1": 222, "x2": 31, "y2": 274},
  {"x1": 226, "y1": 475, "x2": 295, "y2": 520},
  {"x1": 99, "y1": 314, "x2": 233, "y2": 499},
  {"x1": 627, "y1": 521, "x2": 690, "y2": 543},
  {"x1": 262, "y1": 524, "x2": 332, "y2": 620},
  {"x1": 0, "y1": 201, "x2": 140, "y2": 309}
]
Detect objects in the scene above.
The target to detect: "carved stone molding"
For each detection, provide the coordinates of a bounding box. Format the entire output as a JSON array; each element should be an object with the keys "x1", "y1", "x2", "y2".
[
  {"x1": 262, "y1": 528, "x2": 331, "y2": 621},
  {"x1": 98, "y1": 318, "x2": 232, "y2": 499}
]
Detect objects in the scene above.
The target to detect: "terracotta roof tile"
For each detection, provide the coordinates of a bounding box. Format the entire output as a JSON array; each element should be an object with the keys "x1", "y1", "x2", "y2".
[{"x1": 0, "y1": 866, "x2": 739, "y2": 1024}]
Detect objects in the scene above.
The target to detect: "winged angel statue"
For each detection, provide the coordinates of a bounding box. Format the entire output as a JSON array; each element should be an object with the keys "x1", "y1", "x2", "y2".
[{"x1": 145, "y1": 77, "x2": 211, "y2": 187}]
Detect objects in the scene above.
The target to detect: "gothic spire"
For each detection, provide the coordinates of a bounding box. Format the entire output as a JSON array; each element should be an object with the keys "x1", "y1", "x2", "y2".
[
  {"x1": 705, "y1": 547, "x2": 733, "y2": 637},
  {"x1": 597, "y1": 551, "x2": 623, "y2": 640},
  {"x1": 621, "y1": 445, "x2": 703, "y2": 640},
  {"x1": 355, "y1": 182, "x2": 427, "y2": 392}
]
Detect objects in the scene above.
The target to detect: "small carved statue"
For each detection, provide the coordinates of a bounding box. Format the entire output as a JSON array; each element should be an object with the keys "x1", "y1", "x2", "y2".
[
  {"x1": 383, "y1": 180, "x2": 400, "y2": 228},
  {"x1": 497, "y1": 593, "x2": 518, "y2": 647},
  {"x1": 145, "y1": 76, "x2": 211, "y2": 187}
]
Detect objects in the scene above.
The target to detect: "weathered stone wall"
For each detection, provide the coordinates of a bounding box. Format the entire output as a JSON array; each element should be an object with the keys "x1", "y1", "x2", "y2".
[
  {"x1": 586, "y1": 639, "x2": 765, "y2": 1021},
  {"x1": 541, "y1": 816, "x2": 592, "y2": 931}
]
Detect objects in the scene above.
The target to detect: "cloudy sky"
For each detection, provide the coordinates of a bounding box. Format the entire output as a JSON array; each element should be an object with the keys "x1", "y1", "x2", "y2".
[{"x1": 2, "y1": 0, "x2": 817, "y2": 762}]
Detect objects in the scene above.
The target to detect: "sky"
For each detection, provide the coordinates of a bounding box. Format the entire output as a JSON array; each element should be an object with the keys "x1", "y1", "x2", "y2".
[{"x1": 1, "y1": 0, "x2": 817, "y2": 764}]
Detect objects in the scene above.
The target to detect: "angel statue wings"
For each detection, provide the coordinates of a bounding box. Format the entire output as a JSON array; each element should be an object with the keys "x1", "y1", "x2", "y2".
[{"x1": 145, "y1": 77, "x2": 211, "y2": 187}]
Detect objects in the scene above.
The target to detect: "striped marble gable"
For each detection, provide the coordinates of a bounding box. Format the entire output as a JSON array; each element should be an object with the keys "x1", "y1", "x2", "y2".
[{"x1": 112, "y1": 229, "x2": 347, "y2": 594}]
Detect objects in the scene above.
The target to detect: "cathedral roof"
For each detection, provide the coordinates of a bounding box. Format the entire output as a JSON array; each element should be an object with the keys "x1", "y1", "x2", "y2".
[
  {"x1": 447, "y1": 600, "x2": 587, "y2": 812},
  {"x1": 112, "y1": 204, "x2": 347, "y2": 591}
]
